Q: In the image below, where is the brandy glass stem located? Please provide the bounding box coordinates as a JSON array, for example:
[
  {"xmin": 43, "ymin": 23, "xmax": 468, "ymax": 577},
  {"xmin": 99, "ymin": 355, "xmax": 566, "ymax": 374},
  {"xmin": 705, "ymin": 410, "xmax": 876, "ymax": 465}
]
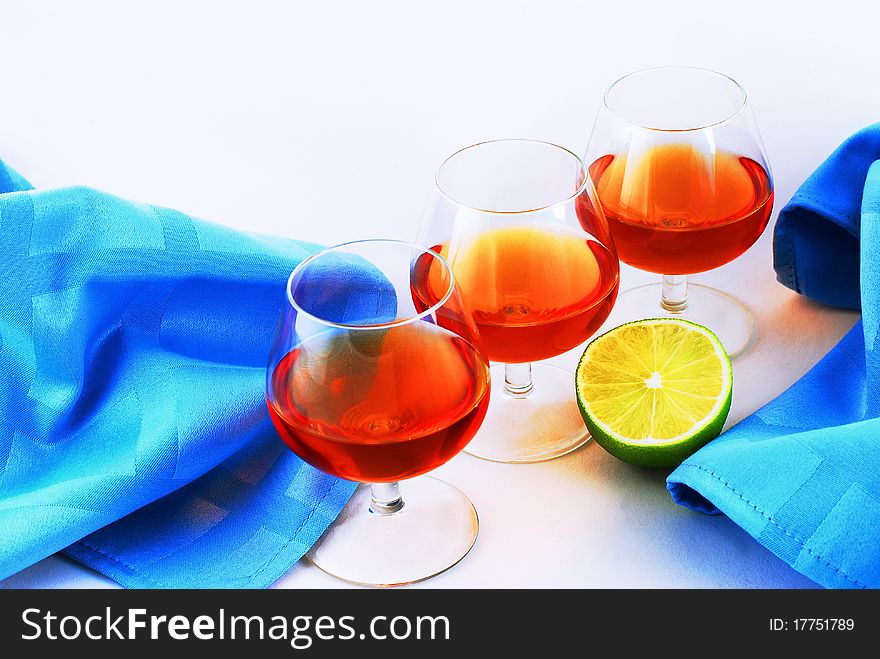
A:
[
  {"xmin": 504, "ymin": 363, "xmax": 533, "ymax": 397},
  {"xmin": 369, "ymin": 481, "xmax": 403, "ymax": 514},
  {"xmin": 661, "ymin": 274, "xmax": 688, "ymax": 313}
]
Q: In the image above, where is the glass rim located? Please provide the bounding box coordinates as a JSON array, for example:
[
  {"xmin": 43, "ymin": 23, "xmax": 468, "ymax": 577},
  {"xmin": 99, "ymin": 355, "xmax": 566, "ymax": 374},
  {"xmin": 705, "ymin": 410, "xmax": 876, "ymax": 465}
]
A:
[
  {"xmin": 602, "ymin": 66, "xmax": 748, "ymax": 133},
  {"xmin": 285, "ymin": 239, "xmax": 456, "ymax": 331},
  {"xmin": 434, "ymin": 138, "xmax": 591, "ymax": 215}
]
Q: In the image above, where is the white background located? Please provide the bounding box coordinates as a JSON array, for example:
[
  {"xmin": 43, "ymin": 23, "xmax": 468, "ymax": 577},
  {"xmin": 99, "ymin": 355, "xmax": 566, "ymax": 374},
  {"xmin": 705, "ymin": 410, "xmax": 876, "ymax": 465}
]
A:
[{"xmin": 1, "ymin": 0, "xmax": 873, "ymax": 588}]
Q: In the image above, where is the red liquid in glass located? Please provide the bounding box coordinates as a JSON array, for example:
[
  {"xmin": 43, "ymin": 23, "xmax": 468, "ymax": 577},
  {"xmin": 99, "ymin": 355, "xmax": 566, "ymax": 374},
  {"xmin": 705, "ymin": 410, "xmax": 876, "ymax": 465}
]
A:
[
  {"xmin": 428, "ymin": 226, "xmax": 619, "ymax": 363},
  {"xmin": 268, "ymin": 322, "xmax": 489, "ymax": 482},
  {"xmin": 589, "ymin": 145, "xmax": 773, "ymax": 275}
]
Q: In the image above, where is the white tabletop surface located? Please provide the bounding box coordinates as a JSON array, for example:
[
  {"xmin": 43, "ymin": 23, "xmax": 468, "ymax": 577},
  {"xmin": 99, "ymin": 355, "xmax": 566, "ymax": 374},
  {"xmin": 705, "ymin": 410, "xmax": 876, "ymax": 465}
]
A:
[{"xmin": 1, "ymin": 0, "xmax": 873, "ymax": 589}]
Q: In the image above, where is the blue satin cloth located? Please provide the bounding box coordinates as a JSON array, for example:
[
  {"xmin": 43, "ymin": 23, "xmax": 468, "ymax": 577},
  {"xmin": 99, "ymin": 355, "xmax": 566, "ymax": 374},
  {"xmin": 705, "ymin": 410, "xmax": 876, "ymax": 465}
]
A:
[
  {"xmin": 0, "ymin": 162, "xmax": 360, "ymax": 587},
  {"xmin": 668, "ymin": 124, "xmax": 880, "ymax": 589}
]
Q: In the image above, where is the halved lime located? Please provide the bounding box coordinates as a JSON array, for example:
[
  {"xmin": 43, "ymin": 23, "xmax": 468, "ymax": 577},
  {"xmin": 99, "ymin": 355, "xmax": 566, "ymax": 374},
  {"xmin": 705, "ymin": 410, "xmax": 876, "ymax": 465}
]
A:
[{"xmin": 576, "ymin": 318, "xmax": 732, "ymax": 468}]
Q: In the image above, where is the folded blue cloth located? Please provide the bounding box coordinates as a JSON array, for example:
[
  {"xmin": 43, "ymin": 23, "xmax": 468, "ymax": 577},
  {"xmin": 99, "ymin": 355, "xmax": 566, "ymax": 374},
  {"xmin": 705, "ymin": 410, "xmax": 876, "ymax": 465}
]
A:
[
  {"xmin": 668, "ymin": 124, "xmax": 880, "ymax": 589},
  {"xmin": 0, "ymin": 162, "xmax": 367, "ymax": 587}
]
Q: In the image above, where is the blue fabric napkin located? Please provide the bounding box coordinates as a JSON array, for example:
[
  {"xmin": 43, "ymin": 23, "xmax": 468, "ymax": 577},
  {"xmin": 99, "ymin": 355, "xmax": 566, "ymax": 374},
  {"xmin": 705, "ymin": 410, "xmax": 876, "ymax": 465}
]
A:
[
  {"xmin": 0, "ymin": 162, "xmax": 369, "ymax": 587},
  {"xmin": 668, "ymin": 124, "xmax": 880, "ymax": 589}
]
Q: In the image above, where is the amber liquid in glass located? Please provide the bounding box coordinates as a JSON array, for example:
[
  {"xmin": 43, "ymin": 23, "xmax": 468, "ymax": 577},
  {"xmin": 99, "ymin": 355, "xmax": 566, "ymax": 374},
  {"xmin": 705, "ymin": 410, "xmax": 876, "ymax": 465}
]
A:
[
  {"xmin": 429, "ymin": 225, "xmax": 619, "ymax": 363},
  {"xmin": 589, "ymin": 145, "xmax": 773, "ymax": 274},
  {"xmin": 267, "ymin": 322, "xmax": 489, "ymax": 482}
]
